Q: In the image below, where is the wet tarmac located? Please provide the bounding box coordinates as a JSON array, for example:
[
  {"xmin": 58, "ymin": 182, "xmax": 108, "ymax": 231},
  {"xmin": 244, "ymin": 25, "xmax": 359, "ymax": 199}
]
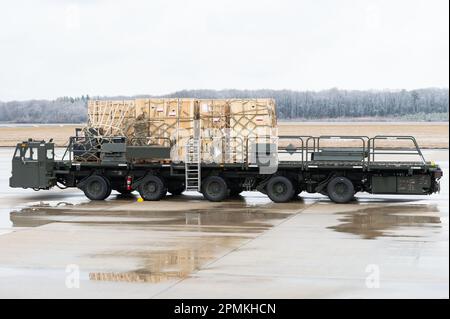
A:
[
  {"xmin": 329, "ymin": 204, "xmax": 442, "ymax": 240},
  {"xmin": 0, "ymin": 148, "xmax": 448, "ymax": 298}
]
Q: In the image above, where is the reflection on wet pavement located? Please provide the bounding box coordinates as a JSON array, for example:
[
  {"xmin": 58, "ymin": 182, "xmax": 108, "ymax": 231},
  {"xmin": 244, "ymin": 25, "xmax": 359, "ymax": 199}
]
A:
[
  {"xmin": 89, "ymin": 237, "xmax": 243, "ymax": 283},
  {"xmin": 329, "ymin": 204, "xmax": 441, "ymax": 239},
  {"xmin": 10, "ymin": 206, "xmax": 292, "ymax": 230},
  {"xmin": 8, "ymin": 201, "xmax": 293, "ymax": 283},
  {"xmin": 0, "ymin": 148, "xmax": 448, "ymax": 297}
]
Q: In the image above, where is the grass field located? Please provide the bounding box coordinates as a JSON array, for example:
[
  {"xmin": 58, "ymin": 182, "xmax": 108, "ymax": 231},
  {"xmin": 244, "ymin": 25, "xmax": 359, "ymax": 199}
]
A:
[
  {"xmin": 0, "ymin": 122, "xmax": 448, "ymax": 148},
  {"xmin": 278, "ymin": 122, "xmax": 449, "ymax": 149}
]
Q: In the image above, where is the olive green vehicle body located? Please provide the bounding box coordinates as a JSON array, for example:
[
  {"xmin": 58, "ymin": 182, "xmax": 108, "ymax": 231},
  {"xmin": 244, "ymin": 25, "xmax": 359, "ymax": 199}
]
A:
[
  {"xmin": 10, "ymin": 141, "xmax": 57, "ymax": 190},
  {"xmin": 9, "ymin": 134, "xmax": 443, "ymax": 203}
]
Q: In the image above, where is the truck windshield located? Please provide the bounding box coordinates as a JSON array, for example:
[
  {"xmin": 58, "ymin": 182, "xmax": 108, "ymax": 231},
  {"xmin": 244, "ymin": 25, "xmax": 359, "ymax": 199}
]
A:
[
  {"xmin": 24, "ymin": 148, "xmax": 35, "ymax": 160},
  {"xmin": 13, "ymin": 146, "xmax": 36, "ymax": 161},
  {"xmin": 47, "ymin": 148, "xmax": 54, "ymax": 159}
]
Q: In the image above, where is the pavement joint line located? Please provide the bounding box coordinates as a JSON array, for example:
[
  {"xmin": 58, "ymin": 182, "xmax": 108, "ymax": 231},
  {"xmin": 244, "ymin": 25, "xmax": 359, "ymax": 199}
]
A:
[
  {"xmin": 149, "ymin": 202, "xmax": 318, "ymax": 299},
  {"xmin": 185, "ymin": 271, "xmax": 445, "ymax": 284}
]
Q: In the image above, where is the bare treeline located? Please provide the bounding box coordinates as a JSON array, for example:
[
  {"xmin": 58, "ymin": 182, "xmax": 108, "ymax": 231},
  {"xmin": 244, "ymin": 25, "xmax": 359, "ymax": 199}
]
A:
[
  {"xmin": 168, "ymin": 88, "xmax": 449, "ymax": 120},
  {"xmin": 0, "ymin": 96, "xmax": 88, "ymax": 123},
  {"xmin": 0, "ymin": 89, "xmax": 448, "ymax": 123}
]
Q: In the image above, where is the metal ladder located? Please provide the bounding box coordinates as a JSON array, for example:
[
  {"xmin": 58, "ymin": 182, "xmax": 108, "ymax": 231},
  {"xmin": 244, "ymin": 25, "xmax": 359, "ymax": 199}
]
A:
[{"xmin": 185, "ymin": 138, "xmax": 201, "ymax": 191}]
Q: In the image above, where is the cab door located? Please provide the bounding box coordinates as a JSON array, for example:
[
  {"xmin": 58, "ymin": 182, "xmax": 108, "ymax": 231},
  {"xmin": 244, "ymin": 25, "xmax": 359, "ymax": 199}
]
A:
[
  {"xmin": 10, "ymin": 142, "xmax": 55, "ymax": 189},
  {"xmin": 10, "ymin": 143, "xmax": 41, "ymax": 188}
]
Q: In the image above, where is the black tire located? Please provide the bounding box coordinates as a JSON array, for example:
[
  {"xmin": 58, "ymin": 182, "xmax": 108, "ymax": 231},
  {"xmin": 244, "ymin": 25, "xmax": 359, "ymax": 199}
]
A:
[
  {"xmin": 266, "ymin": 176, "xmax": 294, "ymax": 203},
  {"xmin": 202, "ymin": 176, "xmax": 228, "ymax": 202},
  {"xmin": 82, "ymin": 175, "xmax": 111, "ymax": 200},
  {"xmin": 138, "ymin": 175, "xmax": 167, "ymax": 201},
  {"xmin": 106, "ymin": 185, "xmax": 112, "ymax": 198},
  {"xmin": 169, "ymin": 185, "xmax": 184, "ymax": 195},
  {"xmin": 327, "ymin": 177, "xmax": 355, "ymax": 203}
]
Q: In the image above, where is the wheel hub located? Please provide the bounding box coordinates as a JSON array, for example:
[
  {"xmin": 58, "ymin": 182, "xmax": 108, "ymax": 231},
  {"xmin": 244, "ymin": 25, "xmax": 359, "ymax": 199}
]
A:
[
  {"xmin": 335, "ymin": 182, "xmax": 348, "ymax": 196},
  {"xmin": 209, "ymin": 182, "xmax": 220, "ymax": 195},
  {"xmin": 89, "ymin": 181, "xmax": 101, "ymax": 194},
  {"xmin": 147, "ymin": 182, "xmax": 157, "ymax": 193},
  {"xmin": 274, "ymin": 183, "xmax": 286, "ymax": 195}
]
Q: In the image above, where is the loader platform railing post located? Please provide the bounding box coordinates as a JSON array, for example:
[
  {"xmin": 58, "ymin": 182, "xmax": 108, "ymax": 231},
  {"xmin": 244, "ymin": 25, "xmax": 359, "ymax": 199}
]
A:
[
  {"xmin": 304, "ymin": 136, "xmax": 370, "ymax": 168},
  {"xmin": 367, "ymin": 135, "xmax": 427, "ymax": 165},
  {"xmin": 277, "ymin": 136, "xmax": 311, "ymax": 168}
]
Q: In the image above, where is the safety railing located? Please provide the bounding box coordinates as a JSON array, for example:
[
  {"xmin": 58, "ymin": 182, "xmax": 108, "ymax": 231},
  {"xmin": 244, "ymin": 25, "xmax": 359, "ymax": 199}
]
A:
[
  {"xmin": 277, "ymin": 136, "xmax": 311, "ymax": 168},
  {"xmin": 305, "ymin": 136, "xmax": 369, "ymax": 166},
  {"xmin": 178, "ymin": 134, "xmax": 424, "ymax": 168},
  {"xmin": 63, "ymin": 133, "xmax": 428, "ymax": 169},
  {"xmin": 367, "ymin": 135, "xmax": 426, "ymax": 165},
  {"xmin": 62, "ymin": 135, "xmax": 126, "ymax": 163}
]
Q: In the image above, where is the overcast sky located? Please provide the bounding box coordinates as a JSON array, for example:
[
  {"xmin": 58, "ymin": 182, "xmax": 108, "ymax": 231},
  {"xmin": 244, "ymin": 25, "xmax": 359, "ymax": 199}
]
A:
[{"xmin": 0, "ymin": 0, "xmax": 448, "ymax": 101}]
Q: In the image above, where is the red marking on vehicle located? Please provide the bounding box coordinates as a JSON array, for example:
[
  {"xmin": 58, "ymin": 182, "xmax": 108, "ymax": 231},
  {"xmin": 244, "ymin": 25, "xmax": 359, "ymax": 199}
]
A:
[{"xmin": 126, "ymin": 176, "xmax": 132, "ymax": 191}]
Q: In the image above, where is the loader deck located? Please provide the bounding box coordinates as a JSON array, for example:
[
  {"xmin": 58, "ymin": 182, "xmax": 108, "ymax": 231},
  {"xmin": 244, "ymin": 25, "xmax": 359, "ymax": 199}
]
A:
[{"xmin": 10, "ymin": 134, "xmax": 442, "ymax": 203}]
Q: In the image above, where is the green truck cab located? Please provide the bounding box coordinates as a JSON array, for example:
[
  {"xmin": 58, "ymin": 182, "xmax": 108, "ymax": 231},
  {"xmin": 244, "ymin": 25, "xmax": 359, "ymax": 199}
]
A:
[{"xmin": 9, "ymin": 140, "xmax": 56, "ymax": 190}]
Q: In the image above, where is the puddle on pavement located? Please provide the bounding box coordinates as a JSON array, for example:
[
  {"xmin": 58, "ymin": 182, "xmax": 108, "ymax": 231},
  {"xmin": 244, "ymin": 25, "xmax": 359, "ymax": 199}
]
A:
[
  {"xmin": 1, "ymin": 149, "xmax": 447, "ymax": 287},
  {"xmin": 89, "ymin": 236, "xmax": 244, "ymax": 284},
  {"xmin": 8, "ymin": 202, "xmax": 293, "ymax": 284},
  {"xmin": 329, "ymin": 204, "xmax": 441, "ymax": 239},
  {"xmin": 10, "ymin": 205, "xmax": 291, "ymax": 230}
]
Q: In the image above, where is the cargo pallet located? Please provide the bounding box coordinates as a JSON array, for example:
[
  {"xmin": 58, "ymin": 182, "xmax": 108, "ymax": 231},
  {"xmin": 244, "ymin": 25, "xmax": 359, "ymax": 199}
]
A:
[{"xmin": 10, "ymin": 134, "xmax": 442, "ymax": 204}]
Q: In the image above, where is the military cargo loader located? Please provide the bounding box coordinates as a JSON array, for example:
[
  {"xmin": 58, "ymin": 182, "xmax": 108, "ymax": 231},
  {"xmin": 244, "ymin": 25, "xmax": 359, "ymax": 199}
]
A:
[{"xmin": 9, "ymin": 132, "xmax": 442, "ymax": 204}]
